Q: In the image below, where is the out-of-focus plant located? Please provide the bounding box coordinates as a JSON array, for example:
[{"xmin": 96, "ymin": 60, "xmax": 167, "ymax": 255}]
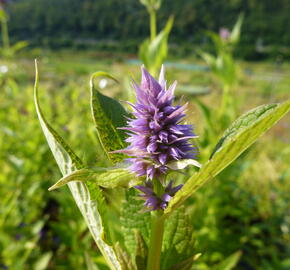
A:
[
  {"xmin": 0, "ymin": 62, "xmax": 101, "ymax": 269},
  {"xmin": 139, "ymin": 0, "xmax": 173, "ymax": 76},
  {"xmin": 198, "ymin": 15, "xmax": 243, "ymax": 131},
  {"xmin": 189, "ymin": 15, "xmax": 290, "ymax": 270},
  {"xmin": 139, "ymin": 0, "xmax": 162, "ymax": 39},
  {"xmin": 34, "ymin": 59, "xmax": 290, "ymax": 270},
  {"xmin": 0, "ymin": 1, "xmax": 27, "ymax": 57}
]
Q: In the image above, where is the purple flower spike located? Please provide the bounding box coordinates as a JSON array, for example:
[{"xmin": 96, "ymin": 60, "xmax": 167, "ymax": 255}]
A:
[
  {"xmin": 136, "ymin": 181, "xmax": 183, "ymax": 211},
  {"xmin": 115, "ymin": 65, "xmax": 197, "ymax": 180}
]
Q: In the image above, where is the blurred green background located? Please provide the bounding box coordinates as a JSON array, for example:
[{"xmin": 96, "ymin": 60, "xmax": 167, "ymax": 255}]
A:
[{"xmin": 0, "ymin": 0, "xmax": 290, "ymax": 269}]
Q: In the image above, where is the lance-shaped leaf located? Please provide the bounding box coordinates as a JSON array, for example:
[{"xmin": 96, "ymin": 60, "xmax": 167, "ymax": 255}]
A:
[
  {"xmin": 114, "ymin": 243, "xmax": 137, "ymax": 270},
  {"xmin": 120, "ymin": 189, "xmax": 151, "ymax": 257},
  {"xmin": 165, "ymin": 101, "xmax": 290, "ymax": 215},
  {"xmin": 34, "ymin": 61, "xmax": 122, "ymax": 270},
  {"xmin": 230, "ymin": 14, "xmax": 244, "ymax": 44},
  {"xmin": 134, "ymin": 230, "xmax": 148, "ymax": 270},
  {"xmin": 212, "ymin": 251, "xmax": 242, "ymax": 270},
  {"xmin": 161, "ymin": 206, "xmax": 196, "ymax": 270},
  {"xmin": 84, "ymin": 252, "xmax": 100, "ymax": 270},
  {"xmin": 48, "ymin": 167, "xmax": 143, "ymax": 191},
  {"xmin": 168, "ymin": 253, "xmax": 201, "ymax": 270},
  {"xmin": 90, "ymin": 72, "xmax": 129, "ymax": 164}
]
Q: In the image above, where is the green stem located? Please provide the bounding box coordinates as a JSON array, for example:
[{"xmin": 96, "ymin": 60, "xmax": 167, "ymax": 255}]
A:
[
  {"xmin": 219, "ymin": 84, "xmax": 230, "ymax": 117},
  {"xmin": 146, "ymin": 210, "xmax": 165, "ymax": 270},
  {"xmin": 150, "ymin": 10, "xmax": 157, "ymax": 41},
  {"xmin": 1, "ymin": 18, "xmax": 10, "ymax": 50}
]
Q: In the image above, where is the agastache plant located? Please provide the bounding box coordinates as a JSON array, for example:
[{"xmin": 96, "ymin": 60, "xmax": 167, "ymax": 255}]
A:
[{"xmin": 34, "ymin": 60, "xmax": 290, "ymax": 270}]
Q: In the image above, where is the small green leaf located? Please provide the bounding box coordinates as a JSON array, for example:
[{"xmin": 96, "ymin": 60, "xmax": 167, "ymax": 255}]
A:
[
  {"xmin": 168, "ymin": 253, "xmax": 202, "ymax": 270},
  {"xmin": 12, "ymin": 41, "xmax": 29, "ymax": 53},
  {"xmin": 167, "ymin": 159, "xmax": 201, "ymax": 170},
  {"xmin": 161, "ymin": 206, "xmax": 196, "ymax": 270},
  {"xmin": 198, "ymin": 50, "xmax": 216, "ymax": 70},
  {"xmin": 212, "ymin": 251, "xmax": 242, "ymax": 270},
  {"xmin": 134, "ymin": 230, "xmax": 148, "ymax": 270},
  {"xmin": 114, "ymin": 243, "xmax": 137, "ymax": 270},
  {"xmin": 120, "ymin": 189, "xmax": 151, "ymax": 257},
  {"xmin": 34, "ymin": 61, "xmax": 122, "ymax": 270},
  {"xmin": 84, "ymin": 252, "xmax": 100, "ymax": 270},
  {"xmin": 90, "ymin": 72, "xmax": 129, "ymax": 164},
  {"xmin": 33, "ymin": 252, "xmax": 52, "ymax": 270},
  {"xmin": 0, "ymin": 8, "xmax": 7, "ymax": 21},
  {"xmin": 48, "ymin": 167, "xmax": 143, "ymax": 191},
  {"xmin": 165, "ymin": 101, "xmax": 290, "ymax": 215},
  {"xmin": 230, "ymin": 14, "xmax": 244, "ymax": 44}
]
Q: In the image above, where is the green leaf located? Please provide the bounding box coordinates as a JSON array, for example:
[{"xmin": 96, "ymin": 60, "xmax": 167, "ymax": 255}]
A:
[
  {"xmin": 193, "ymin": 98, "xmax": 216, "ymax": 142},
  {"xmin": 114, "ymin": 243, "xmax": 137, "ymax": 270},
  {"xmin": 33, "ymin": 252, "xmax": 52, "ymax": 270},
  {"xmin": 48, "ymin": 167, "xmax": 143, "ymax": 191},
  {"xmin": 84, "ymin": 252, "xmax": 100, "ymax": 270},
  {"xmin": 90, "ymin": 72, "xmax": 129, "ymax": 165},
  {"xmin": 139, "ymin": 16, "xmax": 174, "ymax": 75},
  {"xmin": 34, "ymin": 61, "xmax": 83, "ymax": 174},
  {"xmin": 165, "ymin": 101, "xmax": 290, "ymax": 215},
  {"xmin": 168, "ymin": 253, "xmax": 202, "ymax": 270},
  {"xmin": 34, "ymin": 61, "xmax": 122, "ymax": 270},
  {"xmin": 134, "ymin": 230, "xmax": 148, "ymax": 270},
  {"xmin": 198, "ymin": 51, "xmax": 216, "ymax": 69},
  {"xmin": 120, "ymin": 189, "xmax": 151, "ymax": 257},
  {"xmin": 0, "ymin": 8, "xmax": 7, "ymax": 22},
  {"xmin": 139, "ymin": 39, "xmax": 150, "ymax": 69},
  {"xmin": 212, "ymin": 251, "xmax": 242, "ymax": 270},
  {"xmin": 230, "ymin": 14, "xmax": 244, "ymax": 44},
  {"xmin": 12, "ymin": 41, "xmax": 28, "ymax": 53},
  {"xmin": 161, "ymin": 206, "xmax": 196, "ymax": 270}
]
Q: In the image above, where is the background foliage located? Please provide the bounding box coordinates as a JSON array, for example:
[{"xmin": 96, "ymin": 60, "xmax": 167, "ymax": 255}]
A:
[{"xmin": 8, "ymin": 0, "xmax": 290, "ymax": 58}]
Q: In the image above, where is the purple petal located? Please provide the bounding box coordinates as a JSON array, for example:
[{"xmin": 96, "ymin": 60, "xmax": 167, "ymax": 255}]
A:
[
  {"xmin": 141, "ymin": 66, "xmax": 161, "ymax": 96},
  {"xmin": 158, "ymin": 153, "xmax": 167, "ymax": 165},
  {"xmin": 158, "ymin": 65, "xmax": 166, "ymax": 89}
]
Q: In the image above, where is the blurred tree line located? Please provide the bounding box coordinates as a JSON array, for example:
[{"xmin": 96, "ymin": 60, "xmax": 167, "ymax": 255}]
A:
[{"xmin": 7, "ymin": 0, "xmax": 290, "ymax": 58}]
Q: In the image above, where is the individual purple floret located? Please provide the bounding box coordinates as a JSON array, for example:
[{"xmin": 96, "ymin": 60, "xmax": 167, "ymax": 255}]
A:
[
  {"xmin": 115, "ymin": 65, "xmax": 197, "ymax": 180},
  {"xmin": 219, "ymin": 27, "xmax": 231, "ymax": 41},
  {"xmin": 135, "ymin": 181, "xmax": 183, "ymax": 211}
]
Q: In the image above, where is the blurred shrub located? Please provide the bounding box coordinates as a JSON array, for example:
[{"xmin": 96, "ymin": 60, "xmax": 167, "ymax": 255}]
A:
[
  {"xmin": 6, "ymin": 0, "xmax": 290, "ymax": 59},
  {"xmin": 0, "ymin": 62, "xmax": 101, "ymax": 269}
]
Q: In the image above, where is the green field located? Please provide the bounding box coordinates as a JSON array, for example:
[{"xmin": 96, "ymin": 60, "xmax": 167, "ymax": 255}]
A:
[{"xmin": 1, "ymin": 50, "xmax": 290, "ymax": 269}]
